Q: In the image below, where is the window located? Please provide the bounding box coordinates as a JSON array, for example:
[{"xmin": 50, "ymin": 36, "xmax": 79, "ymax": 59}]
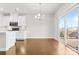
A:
[
  {"xmin": 66, "ymin": 11, "xmax": 78, "ymax": 50},
  {"xmin": 58, "ymin": 6, "xmax": 79, "ymax": 52},
  {"xmin": 59, "ymin": 17, "xmax": 65, "ymax": 43}
]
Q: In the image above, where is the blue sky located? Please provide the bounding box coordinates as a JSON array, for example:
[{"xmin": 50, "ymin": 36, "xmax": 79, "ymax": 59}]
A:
[{"xmin": 59, "ymin": 10, "xmax": 78, "ymax": 28}]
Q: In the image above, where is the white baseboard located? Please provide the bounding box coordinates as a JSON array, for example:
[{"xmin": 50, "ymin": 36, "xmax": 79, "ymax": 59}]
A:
[{"xmin": 26, "ymin": 37, "xmax": 58, "ymax": 40}]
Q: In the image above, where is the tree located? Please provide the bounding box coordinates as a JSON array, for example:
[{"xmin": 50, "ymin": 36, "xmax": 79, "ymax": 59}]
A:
[{"xmin": 60, "ymin": 32, "xmax": 64, "ymax": 37}]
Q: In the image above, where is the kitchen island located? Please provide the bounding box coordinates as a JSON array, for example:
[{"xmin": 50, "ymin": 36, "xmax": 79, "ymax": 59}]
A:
[{"xmin": 0, "ymin": 31, "xmax": 16, "ymax": 51}]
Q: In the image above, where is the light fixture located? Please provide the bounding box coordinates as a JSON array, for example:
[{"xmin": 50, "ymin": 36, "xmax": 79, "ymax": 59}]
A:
[
  {"xmin": 38, "ymin": 13, "xmax": 40, "ymax": 16},
  {"xmin": 35, "ymin": 3, "xmax": 42, "ymax": 20},
  {"xmin": 11, "ymin": 8, "xmax": 20, "ymax": 15},
  {"xmin": 0, "ymin": 8, "xmax": 4, "ymax": 11},
  {"xmin": 15, "ymin": 8, "xmax": 19, "ymax": 11},
  {"xmin": 35, "ymin": 13, "xmax": 41, "ymax": 19},
  {"xmin": 14, "ymin": 8, "xmax": 20, "ymax": 14},
  {"xmin": 35, "ymin": 15, "xmax": 37, "ymax": 18},
  {"xmin": 0, "ymin": 8, "xmax": 4, "ymax": 14}
]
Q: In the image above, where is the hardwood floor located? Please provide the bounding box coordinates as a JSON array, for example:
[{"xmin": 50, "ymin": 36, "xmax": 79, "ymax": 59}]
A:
[{"xmin": 0, "ymin": 38, "xmax": 78, "ymax": 55}]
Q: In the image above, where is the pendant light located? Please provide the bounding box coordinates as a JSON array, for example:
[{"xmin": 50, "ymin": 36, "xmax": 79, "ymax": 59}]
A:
[{"xmin": 35, "ymin": 3, "xmax": 41, "ymax": 20}]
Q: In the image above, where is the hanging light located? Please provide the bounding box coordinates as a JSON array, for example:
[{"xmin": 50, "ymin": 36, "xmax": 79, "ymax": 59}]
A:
[
  {"xmin": 35, "ymin": 15, "xmax": 37, "ymax": 18},
  {"xmin": 0, "ymin": 8, "xmax": 4, "ymax": 14},
  {"xmin": 38, "ymin": 3, "xmax": 41, "ymax": 20},
  {"xmin": 15, "ymin": 8, "xmax": 19, "ymax": 12},
  {"xmin": 0, "ymin": 8, "xmax": 4, "ymax": 11},
  {"xmin": 38, "ymin": 13, "xmax": 40, "ymax": 16},
  {"xmin": 35, "ymin": 3, "xmax": 42, "ymax": 20}
]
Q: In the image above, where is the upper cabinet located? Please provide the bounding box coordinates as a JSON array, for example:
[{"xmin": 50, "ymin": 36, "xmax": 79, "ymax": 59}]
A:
[
  {"xmin": 18, "ymin": 16, "xmax": 26, "ymax": 26},
  {"xmin": 9, "ymin": 14, "xmax": 18, "ymax": 22},
  {"xmin": 0, "ymin": 16, "xmax": 10, "ymax": 26},
  {"xmin": 0, "ymin": 13, "xmax": 26, "ymax": 27},
  {"xmin": 10, "ymin": 14, "xmax": 26, "ymax": 26}
]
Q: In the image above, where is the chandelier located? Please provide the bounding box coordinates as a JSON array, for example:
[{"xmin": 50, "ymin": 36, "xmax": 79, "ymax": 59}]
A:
[{"xmin": 35, "ymin": 3, "xmax": 41, "ymax": 20}]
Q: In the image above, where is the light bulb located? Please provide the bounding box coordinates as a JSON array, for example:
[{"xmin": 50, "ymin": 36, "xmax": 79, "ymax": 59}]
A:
[
  {"xmin": 38, "ymin": 13, "xmax": 40, "ymax": 16},
  {"xmin": 15, "ymin": 8, "xmax": 19, "ymax": 11},
  {"xmin": 0, "ymin": 8, "xmax": 4, "ymax": 11},
  {"xmin": 35, "ymin": 15, "xmax": 37, "ymax": 18}
]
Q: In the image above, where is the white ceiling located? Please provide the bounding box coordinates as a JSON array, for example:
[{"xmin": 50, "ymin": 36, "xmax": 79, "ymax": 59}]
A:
[{"xmin": 0, "ymin": 3, "xmax": 63, "ymax": 14}]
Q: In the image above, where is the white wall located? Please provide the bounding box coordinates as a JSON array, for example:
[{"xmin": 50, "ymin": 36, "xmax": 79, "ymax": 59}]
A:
[{"xmin": 26, "ymin": 14, "xmax": 56, "ymax": 38}]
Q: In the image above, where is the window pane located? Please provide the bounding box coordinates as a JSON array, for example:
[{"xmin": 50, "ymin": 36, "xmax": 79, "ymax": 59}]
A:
[
  {"xmin": 59, "ymin": 17, "xmax": 65, "ymax": 43},
  {"xmin": 66, "ymin": 10, "xmax": 78, "ymax": 50}
]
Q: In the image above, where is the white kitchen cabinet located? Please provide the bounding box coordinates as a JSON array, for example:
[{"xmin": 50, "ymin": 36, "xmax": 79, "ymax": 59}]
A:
[
  {"xmin": 0, "ymin": 31, "xmax": 16, "ymax": 51},
  {"xmin": 0, "ymin": 16, "xmax": 10, "ymax": 26},
  {"xmin": 9, "ymin": 14, "xmax": 18, "ymax": 22},
  {"xmin": 0, "ymin": 14, "xmax": 26, "ymax": 26},
  {"xmin": 16, "ymin": 31, "xmax": 27, "ymax": 40},
  {"xmin": 9, "ymin": 15, "xmax": 26, "ymax": 26},
  {"xmin": 18, "ymin": 16, "xmax": 26, "ymax": 26}
]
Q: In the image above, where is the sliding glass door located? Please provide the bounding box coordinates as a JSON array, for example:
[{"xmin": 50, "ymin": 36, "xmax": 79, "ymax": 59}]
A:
[
  {"xmin": 66, "ymin": 11, "xmax": 78, "ymax": 50},
  {"xmin": 58, "ymin": 6, "xmax": 79, "ymax": 52}
]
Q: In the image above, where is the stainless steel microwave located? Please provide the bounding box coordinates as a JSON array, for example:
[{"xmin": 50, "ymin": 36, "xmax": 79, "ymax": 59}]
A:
[{"xmin": 9, "ymin": 22, "xmax": 18, "ymax": 26}]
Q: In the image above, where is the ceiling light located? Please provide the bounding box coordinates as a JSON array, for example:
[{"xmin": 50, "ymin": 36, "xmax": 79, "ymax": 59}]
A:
[
  {"xmin": 38, "ymin": 13, "xmax": 40, "ymax": 16},
  {"xmin": 0, "ymin": 8, "xmax": 4, "ymax": 11},
  {"xmin": 35, "ymin": 3, "xmax": 42, "ymax": 20},
  {"xmin": 15, "ymin": 8, "xmax": 19, "ymax": 11},
  {"xmin": 35, "ymin": 15, "xmax": 37, "ymax": 18}
]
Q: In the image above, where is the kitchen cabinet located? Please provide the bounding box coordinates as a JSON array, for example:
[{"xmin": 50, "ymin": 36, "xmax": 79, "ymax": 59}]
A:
[
  {"xmin": 18, "ymin": 16, "xmax": 26, "ymax": 26},
  {"xmin": 0, "ymin": 14, "xmax": 26, "ymax": 27},
  {"xmin": 0, "ymin": 16, "xmax": 10, "ymax": 26},
  {"xmin": 16, "ymin": 31, "xmax": 27, "ymax": 40},
  {"xmin": 0, "ymin": 31, "xmax": 16, "ymax": 51}
]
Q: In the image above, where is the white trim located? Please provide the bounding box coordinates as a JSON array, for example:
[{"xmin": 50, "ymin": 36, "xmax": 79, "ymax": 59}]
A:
[
  {"xmin": 26, "ymin": 37, "xmax": 58, "ymax": 40},
  {"xmin": 78, "ymin": 16, "xmax": 79, "ymax": 51},
  {"xmin": 64, "ymin": 16, "xmax": 67, "ymax": 45}
]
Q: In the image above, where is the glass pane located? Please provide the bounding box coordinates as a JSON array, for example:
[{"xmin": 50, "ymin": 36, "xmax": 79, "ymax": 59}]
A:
[
  {"xmin": 66, "ymin": 10, "xmax": 78, "ymax": 50},
  {"xmin": 59, "ymin": 17, "xmax": 65, "ymax": 43}
]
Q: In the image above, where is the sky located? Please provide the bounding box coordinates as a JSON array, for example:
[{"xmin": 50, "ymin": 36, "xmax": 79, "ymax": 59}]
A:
[{"xmin": 59, "ymin": 10, "xmax": 78, "ymax": 28}]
